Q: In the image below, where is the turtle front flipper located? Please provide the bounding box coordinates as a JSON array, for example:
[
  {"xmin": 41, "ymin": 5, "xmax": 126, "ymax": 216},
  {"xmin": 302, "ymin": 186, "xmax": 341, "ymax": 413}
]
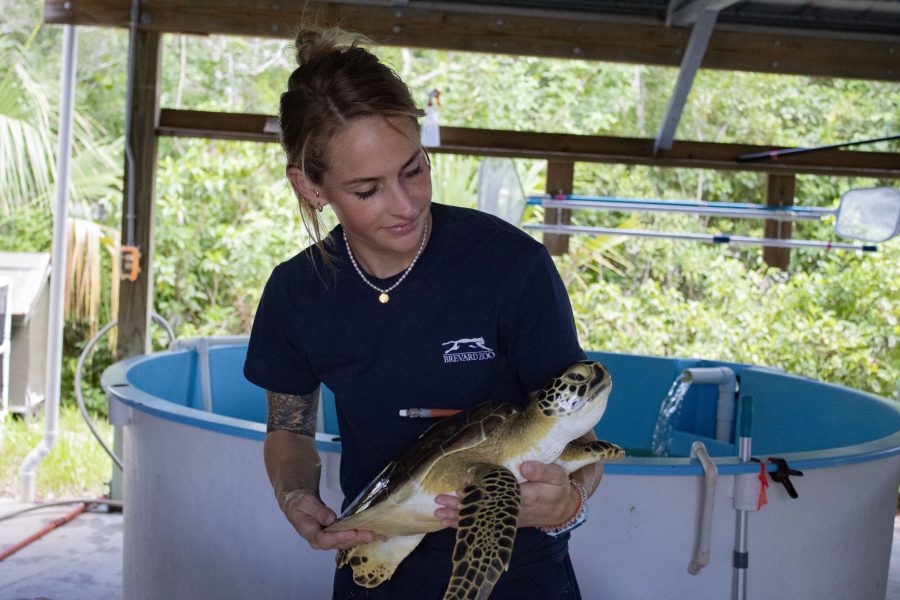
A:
[
  {"xmin": 337, "ymin": 534, "xmax": 426, "ymax": 588},
  {"xmin": 557, "ymin": 439, "xmax": 625, "ymax": 473},
  {"xmin": 443, "ymin": 464, "xmax": 521, "ymax": 600}
]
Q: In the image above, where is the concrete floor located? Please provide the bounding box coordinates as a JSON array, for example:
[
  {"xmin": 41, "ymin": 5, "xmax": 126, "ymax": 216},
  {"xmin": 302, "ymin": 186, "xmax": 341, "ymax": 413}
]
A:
[
  {"xmin": 2, "ymin": 496, "xmax": 900, "ymax": 600},
  {"xmin": 0, "ymin": 498, "xmax": 122, "ymax": 600}
]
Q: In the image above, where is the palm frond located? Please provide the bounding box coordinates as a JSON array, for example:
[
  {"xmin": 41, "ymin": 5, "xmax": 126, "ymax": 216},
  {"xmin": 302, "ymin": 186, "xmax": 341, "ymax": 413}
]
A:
[
  {"xmin": 64, "ymin": 217, "xmax": 120, "ymax": 342},
  {"xmin": 0, "ymin": 36, "xmax": 55, "ymax": 211},
  {"xmin": 557, "ymin": 216, "xmax": 638, "ymax": 287},
  {"xmin": 73, "ymin": 137, "xmax": 123, "ymax": 201}
]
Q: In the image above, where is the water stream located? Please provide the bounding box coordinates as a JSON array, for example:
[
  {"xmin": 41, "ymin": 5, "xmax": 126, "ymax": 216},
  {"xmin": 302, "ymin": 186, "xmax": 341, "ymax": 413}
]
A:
[{"xmin": 650, "ymin": 377, "xmax": 692, "ymax": 457}]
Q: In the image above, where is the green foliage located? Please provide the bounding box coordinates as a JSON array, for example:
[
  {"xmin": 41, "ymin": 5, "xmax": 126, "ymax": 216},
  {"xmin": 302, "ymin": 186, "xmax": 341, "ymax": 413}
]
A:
[
  {"xmin": 0, "ymin": 199, "xmax": 53, "ymax": 251},
  {"xmin": 62, "ymin": 321, "xmax": 120, "ymax": 416},
  {"xmin": 153, "ymin": 138, "xmax": 306, "ymax": 335},
  {"xmin": 430, "ymin": 154, "xmax": 480, "ymax": 207},
  {"xmin": 160, "ymin": 34, "xmax": 289, "ymax": 115},
  {"xmin": 0, "ymin": 406, "xmax": 113, "ymax": 499},
  {"xmin": 563, "ymin": 238, "xmax": 900, "ymax": 397}
]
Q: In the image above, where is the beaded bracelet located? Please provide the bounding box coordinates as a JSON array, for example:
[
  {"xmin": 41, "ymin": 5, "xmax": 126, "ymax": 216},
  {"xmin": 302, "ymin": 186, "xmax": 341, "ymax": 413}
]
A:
[{"xmin": 538, "ymin": 478, "xmax": 588, "ymax": 537}]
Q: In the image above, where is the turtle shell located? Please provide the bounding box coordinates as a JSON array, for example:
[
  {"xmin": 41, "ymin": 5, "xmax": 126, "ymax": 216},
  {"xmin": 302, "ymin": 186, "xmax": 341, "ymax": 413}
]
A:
[{"xmin": 337, "ymin": 401, "xmax": 520, "ymax": 520}]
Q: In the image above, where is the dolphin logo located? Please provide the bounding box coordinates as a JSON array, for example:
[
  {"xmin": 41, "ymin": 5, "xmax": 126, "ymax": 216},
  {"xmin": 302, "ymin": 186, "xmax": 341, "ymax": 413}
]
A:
[{"xmin": 442, "ymin": 337, "xmax": 494, "ymax": 354}]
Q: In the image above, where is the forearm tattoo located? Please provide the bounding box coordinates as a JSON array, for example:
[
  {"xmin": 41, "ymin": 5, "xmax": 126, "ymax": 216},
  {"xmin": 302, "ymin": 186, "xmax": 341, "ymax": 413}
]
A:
[{"xmin": 266, "ymin": 390, "xmax": 318, "ymax": 435}]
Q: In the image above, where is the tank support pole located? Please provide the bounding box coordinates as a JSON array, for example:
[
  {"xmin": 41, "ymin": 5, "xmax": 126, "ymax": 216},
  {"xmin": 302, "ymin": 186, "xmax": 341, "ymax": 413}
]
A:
[
  {"xmin": 733, "ymin": 396, "xmax": 753, "ymax": 600},
  {"xmin": 733, "ymin": 488, "xmax": 749, "ymax": 598}
]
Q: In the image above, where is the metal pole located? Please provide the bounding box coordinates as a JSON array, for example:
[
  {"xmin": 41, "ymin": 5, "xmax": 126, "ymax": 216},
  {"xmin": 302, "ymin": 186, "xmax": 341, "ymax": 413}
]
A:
[
  {"xmin": 19, "ymin": 24, "xmax": 78, "ymax": 502},
  {"xmin": 654, "ymin": 7, "xmax": 719, "ymax": 155},
  {"xmin": 527, "ymin": 195, "xmax": 831, "ymax": 222},
  {"xmin": 123, "ymin": 0, "xmax": 141, "ymax": 247},
  {"xmin": 733, "ymin": 396, "xmax": 753, "ymax": 600}
]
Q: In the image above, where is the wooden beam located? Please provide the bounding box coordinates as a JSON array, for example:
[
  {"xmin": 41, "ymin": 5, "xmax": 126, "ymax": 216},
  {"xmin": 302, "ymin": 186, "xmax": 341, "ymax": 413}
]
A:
[
  {"xmin": 44, "ymin": 0, "xmax": 900, "ymax": 82},
  {"xmin": 157, "ymin": 109, "xmax": 278, "ymax": 143},
  {"xmin": 116, "ymin": 29, "xmax": 162, "ymax": 361},
  {"xmin": 436, "ymin": 129, "xmax": 900, "ymax": 178},
  {"xmin": 158, "ymin": 109, "xmax": 900, "ymax": 178},
  {"xmin": 543, "ymin": 161, "xmax": 575, "ymax": 255},
  {"xmin": 763, "ymin": 174, "xmax": 795, "ymax": 269}
]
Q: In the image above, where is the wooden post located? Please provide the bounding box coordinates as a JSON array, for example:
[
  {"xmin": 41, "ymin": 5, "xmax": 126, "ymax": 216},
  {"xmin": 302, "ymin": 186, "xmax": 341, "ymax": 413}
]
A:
[
  {"xmin": 116, "ymin": 29, "xmax": 162, "ymax": 361},
  {"xmin": 543, "ymin": 160, "xmax": 575, "ymax": 256},
  {"xmin": 763, "ymin": 173, "xmax": 795, "ymax": 270}
]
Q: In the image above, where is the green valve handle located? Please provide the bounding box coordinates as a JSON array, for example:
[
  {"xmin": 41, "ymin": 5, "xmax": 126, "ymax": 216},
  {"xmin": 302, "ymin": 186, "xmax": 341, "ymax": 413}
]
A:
[{"xmin": 739, "ymin": 395, "xmax": 753, "ymax": 438}]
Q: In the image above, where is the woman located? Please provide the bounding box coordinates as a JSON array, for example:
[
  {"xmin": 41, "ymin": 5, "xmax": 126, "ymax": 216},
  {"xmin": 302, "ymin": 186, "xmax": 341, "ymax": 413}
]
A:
[{"xmin": 244, "ymin": 27, "xmax": 603, "ymax": 599}]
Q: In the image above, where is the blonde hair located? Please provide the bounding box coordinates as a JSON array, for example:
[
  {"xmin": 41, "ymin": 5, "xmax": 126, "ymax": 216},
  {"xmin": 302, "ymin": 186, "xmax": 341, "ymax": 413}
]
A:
[{"xmin": 280, "ymin": 26, "xmax": 424, "ymax": 253}]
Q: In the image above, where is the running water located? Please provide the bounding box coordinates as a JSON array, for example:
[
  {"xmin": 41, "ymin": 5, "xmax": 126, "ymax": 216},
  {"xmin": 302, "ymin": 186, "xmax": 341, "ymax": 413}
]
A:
[{"xmin": 651, "ymin": 377, "xmax": 693, "ymax": 457}]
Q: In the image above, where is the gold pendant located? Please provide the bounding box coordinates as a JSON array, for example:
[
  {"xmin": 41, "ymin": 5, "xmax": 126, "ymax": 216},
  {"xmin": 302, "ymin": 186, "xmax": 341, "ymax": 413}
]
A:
[{"xmin": 378, "ymin": 293, "xmax": 390, "ymax": 304}]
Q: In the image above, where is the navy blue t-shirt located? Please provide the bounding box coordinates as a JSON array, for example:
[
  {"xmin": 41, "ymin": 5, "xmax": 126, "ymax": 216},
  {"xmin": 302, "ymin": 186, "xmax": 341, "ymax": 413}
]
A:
[{"xmin": 244, "ymin": 202, "xmax": 585, "ymax": 595}]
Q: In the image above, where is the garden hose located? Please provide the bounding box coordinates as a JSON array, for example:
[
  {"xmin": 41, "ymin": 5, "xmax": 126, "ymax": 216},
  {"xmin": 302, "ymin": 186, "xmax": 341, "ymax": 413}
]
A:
[
  {"xmin": 0, "ymin": 499, "xmax": 124, "ymax": 562},
  {"xmin": 75, "ymin": 312, "xmax": 176, "ymax": 472},
  {"xmin": 0, "ymin": 498, "xmax": 124, "ymax": 523}
]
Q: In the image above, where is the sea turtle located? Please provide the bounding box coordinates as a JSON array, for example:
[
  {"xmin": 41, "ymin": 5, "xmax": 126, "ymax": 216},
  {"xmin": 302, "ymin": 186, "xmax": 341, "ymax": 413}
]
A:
[{"xmin": 325, "ymin": 359, "xmax": 624, "ymax": 599}]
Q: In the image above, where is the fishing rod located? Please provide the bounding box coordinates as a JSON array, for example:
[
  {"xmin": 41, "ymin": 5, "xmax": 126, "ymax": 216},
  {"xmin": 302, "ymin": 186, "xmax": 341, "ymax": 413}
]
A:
[{"xmin": 736, "ymin": 134, "xmax": 900, "ymax": 162}]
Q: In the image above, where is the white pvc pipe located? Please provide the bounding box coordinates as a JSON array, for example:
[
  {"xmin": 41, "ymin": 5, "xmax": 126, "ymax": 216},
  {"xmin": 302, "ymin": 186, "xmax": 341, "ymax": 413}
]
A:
[
  {"xmin": 170, "ymin": 335, "xmax": 249, "ymax": 351},
  {"xmin": 681, "ymin": 366, "xmax": 737, "ymax": 443},
  {"xmin": 528, "ymin": 198, "xmax": 827, "ymax": 222},
  {"xmin": 170, "ymin": 336, "xmax": 249, "ymax": 412},
  {"xmin": 198, "ymin": 338, "xmax": 212, "ymax": 412},
  {"xmin": 0, "ymin": 278, "xmax": 12, "ymax": 416},
  {"xmin": 19, "ymin": 25, "xmax": 78, "ymax": 502},
  {"xmin": 688, "ymin": 441, "xmax": 718, "ymax": 575},
  {"xmin": 523, "ymin": 223, "xmax": 876, "ymax": 252}
]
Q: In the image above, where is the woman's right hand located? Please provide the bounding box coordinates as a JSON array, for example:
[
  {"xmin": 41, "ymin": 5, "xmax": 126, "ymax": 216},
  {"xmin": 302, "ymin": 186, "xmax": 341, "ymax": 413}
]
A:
[{"xmin": 280, "ymin": 489, "xmax": 378, "ymax": 550}]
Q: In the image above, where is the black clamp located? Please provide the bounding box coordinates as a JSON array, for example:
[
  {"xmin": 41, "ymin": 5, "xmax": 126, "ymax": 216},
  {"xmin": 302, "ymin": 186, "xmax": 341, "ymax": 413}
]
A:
[{"xmin": 767, "ymin": 457, "xmax": 803, "ymax": 499}]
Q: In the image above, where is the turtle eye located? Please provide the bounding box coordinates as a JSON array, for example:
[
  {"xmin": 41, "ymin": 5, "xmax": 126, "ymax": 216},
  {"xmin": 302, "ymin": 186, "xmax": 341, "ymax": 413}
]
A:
[
  {"xmin": 566, "ymin": 372, "xmax": 586, "ymax": 383},
  {"xmin": 563, "ymin": 363, "xmax": 592, "ymax": 385}
]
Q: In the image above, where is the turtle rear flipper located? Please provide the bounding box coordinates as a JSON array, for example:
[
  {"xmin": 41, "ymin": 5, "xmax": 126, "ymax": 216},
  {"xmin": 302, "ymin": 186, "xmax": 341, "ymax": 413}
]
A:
[
  {"xmin": 338, "ymin": 534, "xmax": 426, "ymax": 588},
  {"xmin": 443, "ymin": 464, "xmax": 521, "ymax": 600}
]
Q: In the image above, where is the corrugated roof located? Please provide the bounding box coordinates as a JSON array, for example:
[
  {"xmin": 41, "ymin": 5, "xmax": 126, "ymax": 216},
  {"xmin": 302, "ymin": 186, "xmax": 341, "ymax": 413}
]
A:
[{"xmin": 432, "ymin": 0, "xmax": 900, "ymax": 37}]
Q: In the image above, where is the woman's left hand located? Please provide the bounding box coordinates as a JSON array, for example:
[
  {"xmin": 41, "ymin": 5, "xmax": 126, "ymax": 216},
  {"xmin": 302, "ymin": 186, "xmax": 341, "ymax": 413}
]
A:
[
  {"xmin": 515, "ymin": 461, "xmax": 578, "ymax": 528},
  {"xmin": 433, "ymin": 461, "xmax": 578, "ymax": 529}
]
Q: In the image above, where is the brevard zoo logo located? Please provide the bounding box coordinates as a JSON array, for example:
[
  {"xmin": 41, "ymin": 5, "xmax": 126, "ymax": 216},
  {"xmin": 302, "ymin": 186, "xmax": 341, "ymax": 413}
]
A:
[{"xmin": 442, "ymin": 337, "xmax": 496, "ymax": 363}]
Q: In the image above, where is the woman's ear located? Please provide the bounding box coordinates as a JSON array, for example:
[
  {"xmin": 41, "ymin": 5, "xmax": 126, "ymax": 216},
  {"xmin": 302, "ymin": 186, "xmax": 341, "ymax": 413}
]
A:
[{"xmin": 286, "ymin": 166, "xmax": 326, "ymax": 209}]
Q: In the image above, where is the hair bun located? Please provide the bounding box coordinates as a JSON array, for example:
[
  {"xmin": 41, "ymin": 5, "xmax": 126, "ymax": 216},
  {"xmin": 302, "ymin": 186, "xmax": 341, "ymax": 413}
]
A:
[{"xmin": 293, "ymin": 26, "xmax": 366, "ymax": 67}]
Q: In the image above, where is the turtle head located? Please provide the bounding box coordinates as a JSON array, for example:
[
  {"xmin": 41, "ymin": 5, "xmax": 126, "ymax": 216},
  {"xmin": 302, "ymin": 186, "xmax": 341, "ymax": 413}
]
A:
[{"xmin": 533, "ymin": 361, "xmax": 612, "ymax": 433}]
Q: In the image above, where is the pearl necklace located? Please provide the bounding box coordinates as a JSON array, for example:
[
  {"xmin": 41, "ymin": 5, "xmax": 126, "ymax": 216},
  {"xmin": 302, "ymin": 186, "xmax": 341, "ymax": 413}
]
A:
[{"xmin": 343, "ymin": 220, "xmax": 429, "ymax": 304}]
